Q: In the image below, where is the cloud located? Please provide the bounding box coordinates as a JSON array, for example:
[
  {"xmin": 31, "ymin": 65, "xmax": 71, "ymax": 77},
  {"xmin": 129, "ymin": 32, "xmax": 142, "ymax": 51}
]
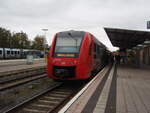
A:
[{"xmin": 0, "ymin": 0, "xmax": 150, "ymax": 51}]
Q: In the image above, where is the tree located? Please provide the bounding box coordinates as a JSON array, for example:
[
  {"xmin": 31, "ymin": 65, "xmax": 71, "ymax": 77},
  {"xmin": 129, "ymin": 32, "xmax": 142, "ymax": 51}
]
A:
[
  {"xmin": 32, "ymin": 35, "xmax": 45, "ymax": 50},
  {"xmin": 0, "ymin": 27, "xmax": 11, "ymax": 48},
  {"xmin": 0, "ymin": 27, "xmax": 47, "ymax": 50},
  {"xmin": 12, "ymin": 32, "xmax": 30, "ymax": 49}
]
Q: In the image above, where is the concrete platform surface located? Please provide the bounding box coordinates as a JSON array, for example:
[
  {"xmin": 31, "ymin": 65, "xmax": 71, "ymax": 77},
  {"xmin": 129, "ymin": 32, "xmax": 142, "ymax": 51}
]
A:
[
  {"xmin": 59, "ymin": 64, "xmax": 150, "ymax": 113},
  {"xmin": 0, "ymin": 58, "xmax": 44, "ymax": 66},
  {"xmin": 58, "ymin": 65, "xmax": 113, "ymax": 113},
  {"xmin": 117, "ymin": 65, "xmax": 150, "ymax": 113},
  {"xmin": 0, "ymin": 59, "xmax": 46, "ymax": 73}
]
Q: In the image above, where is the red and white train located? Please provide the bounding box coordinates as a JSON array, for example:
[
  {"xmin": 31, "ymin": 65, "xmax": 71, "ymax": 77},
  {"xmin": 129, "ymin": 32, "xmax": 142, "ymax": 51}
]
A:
[{"xmin": 47, "ymin": 30, "xmax": 109, "ymax": 80}]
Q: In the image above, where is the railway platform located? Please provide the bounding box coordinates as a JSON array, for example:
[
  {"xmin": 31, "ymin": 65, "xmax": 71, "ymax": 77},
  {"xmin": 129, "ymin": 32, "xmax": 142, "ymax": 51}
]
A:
[{"xmin": 58, "ymin": 63, "xmax": 150, "ymax": 113}]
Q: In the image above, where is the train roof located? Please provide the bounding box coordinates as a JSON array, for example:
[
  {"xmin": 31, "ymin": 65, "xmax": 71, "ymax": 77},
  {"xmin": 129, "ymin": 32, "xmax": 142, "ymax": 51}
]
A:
[
  {"xmin": 11, "ymin": 48, "xmax": 20, "ymax": 51},
  {"xmin": 4, "ymin": 48, "xmax": 11, "ymax": 50},
  {"xmin": 89, "ymin": 33, "xmax": 107, "ymax": 50},
  {"xmin": 57, "ymin": 30, "xmax": 85, "ymax": 38}
]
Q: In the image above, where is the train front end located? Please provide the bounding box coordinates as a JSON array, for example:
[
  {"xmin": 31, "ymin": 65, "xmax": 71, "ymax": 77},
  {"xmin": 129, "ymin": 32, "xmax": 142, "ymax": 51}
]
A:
[{"xmin": 47, "ymin": 31, "xmax": 92, "ymax": 80}]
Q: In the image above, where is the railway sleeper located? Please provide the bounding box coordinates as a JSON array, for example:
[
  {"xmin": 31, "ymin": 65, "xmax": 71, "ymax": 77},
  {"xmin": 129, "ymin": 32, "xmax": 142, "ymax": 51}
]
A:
[
  {"xmin": 23, "ymin": 108, "xmax": 47, "ymax": 113},
  {"xmin": 43, "ymin": 96, "xmax": 63, "ymax": 100},
  {"xmin": 47, "ymin": 93, "xmax": 70, "ymax": 97}
]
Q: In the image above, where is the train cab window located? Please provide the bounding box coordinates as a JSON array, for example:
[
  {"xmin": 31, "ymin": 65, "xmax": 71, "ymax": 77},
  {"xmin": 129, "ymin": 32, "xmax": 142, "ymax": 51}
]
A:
[
  {"xmin": 54, "ymin": 32, "xmax": 84, "ymax": 57},
  {"xmin": 15, "ymin": 51, "xmax": 17, "ymax": 54},
  {"xmin": 0, "ymin": 50, "xmax": 2, "ymax": 54},
  {"xmin": 18, "ymin": 51, "xmax": 20, "ymax": 54}
]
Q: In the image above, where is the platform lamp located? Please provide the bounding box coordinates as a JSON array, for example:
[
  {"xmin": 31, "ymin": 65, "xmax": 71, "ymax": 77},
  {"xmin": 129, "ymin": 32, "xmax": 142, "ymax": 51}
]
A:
[
  {"xmin": 140, "ymin": 39, "xmax": 150, "ymax": 48},
  {"xmin": 132, "ymin": 46, "xmax": 140, "ymax": 50},
  {"xmin": 137, "ymin": 44, "xmax": 143, "ymax": 48},
  {"xmin": 143, "ymin": 40, "xmax": 150, "ymax": 45},
  {"xmin": 132, "ymin": 47, "xmax": 136, "ymax": 50},
  {"xmin": 135, "ymin": 44, "xmax": 145, "ymax": 51},
  {"xmin": 42, "ymin": 29, "xmax": 48, "ymax": 61}
]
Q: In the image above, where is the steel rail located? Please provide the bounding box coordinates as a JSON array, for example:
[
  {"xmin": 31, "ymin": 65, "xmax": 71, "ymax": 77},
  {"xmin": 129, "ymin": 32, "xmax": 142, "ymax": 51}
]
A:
[
  {"xmin": 0, "ymin": 74, "xmax": 47, "ymax": 91},
  {"xmin": 1, "ymin": 82, "xmax": 63, "ymax": 113}
]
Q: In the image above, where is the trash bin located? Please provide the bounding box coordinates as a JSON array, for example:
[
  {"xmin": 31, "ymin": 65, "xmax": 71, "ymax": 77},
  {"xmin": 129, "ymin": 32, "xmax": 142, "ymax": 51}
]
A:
[{"xmin": 26, "ymin": 55, "xmax": 34, "ymax": 64}]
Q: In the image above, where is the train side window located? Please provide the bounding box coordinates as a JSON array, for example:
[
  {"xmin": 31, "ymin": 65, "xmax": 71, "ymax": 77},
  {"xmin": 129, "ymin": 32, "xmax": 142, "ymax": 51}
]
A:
[
  {"xmin": 97, "ymin": 46, "xmax": 100, "ymax": 57},
  {"xmin": 0, "ymin": 50, "xmax": 2, "ymax": 54},
  {"xmin": 94, "ymin": 43, "xmax": 97, "ymax": 59},
  {"xmin": 94, "ymin": 53, "xmax": 97, "ymax": 59},
  {"xmin": 97, "ymin": 46, "xmax": 100, "ymax": 53},
  {"xmin": 88, "ymin": 43, "xmax": 92, "ymax": 56},
  {"xmin": 7, "ymin": 51, "xmax": 10, "ymax": 54},
  {"xmin": 94, "ymin": 43, "xmax": 96, "ymax": 52},
  {"xmin": 15, "ymin": 51, "xmax": 17, "ymax": 54}
]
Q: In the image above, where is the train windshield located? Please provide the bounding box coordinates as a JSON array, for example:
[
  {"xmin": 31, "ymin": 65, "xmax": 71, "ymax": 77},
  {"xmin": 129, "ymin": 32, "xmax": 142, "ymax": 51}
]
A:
[{"xmin": 54, "ymin": 32, "xmax": 83, "ymax": 57}]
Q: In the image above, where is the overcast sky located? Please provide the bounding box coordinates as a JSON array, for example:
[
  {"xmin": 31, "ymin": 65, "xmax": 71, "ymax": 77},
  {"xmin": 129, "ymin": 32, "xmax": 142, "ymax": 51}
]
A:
[{"xmin": 0, "ymin": 0, "xmax": 150, "ymax": 51}]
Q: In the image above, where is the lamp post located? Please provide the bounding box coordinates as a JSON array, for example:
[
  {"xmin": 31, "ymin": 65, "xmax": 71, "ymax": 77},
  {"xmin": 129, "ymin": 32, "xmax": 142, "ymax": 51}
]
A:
[{"xmin": 42, "ymin": 29, "xmax": 48, "ymax": 61}]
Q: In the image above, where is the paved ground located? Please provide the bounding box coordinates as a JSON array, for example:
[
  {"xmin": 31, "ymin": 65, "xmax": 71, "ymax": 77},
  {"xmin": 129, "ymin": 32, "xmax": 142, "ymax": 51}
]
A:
[
  {"xmin": 0, "ymin": 59, "xmax": 46, "ymax": 73},
  {"xmin": 61, "ymin": 63, "xmax": 150, "ymax": 113},
  {"xmin": 60, "ymin": 65, "xmax": 111, "ymax": 113},
  {"xmin": 117, "ymin": 64, "xmax": 150, "ymax": 113},
  {"xmin": 0, "ymin": 58, "xmax": 44, "ymax": 65}
]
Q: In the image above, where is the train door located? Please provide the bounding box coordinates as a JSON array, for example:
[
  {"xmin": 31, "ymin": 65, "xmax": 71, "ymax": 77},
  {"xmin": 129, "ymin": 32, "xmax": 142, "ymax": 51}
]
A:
[
  {"xmin": 17, "ymin": 50, "xmax": 21, "ymax": 58},
  {"xmin": 93, "ymin": 43, "xmax": 97, "ymax": 68},
  {"xmin": 11, "ymin": 50, "xmax": 15, "ymax": 58},
  {"xmin": 87, "ymin": 36, "xmax": 93, "ymax": 75},
  {"xmin": 5, "ymin": 48, "xmax": 11, "ymax": 59},
  {"xmin": 93, "ymin": 43, "xmax": 102, "ymax": 71},
  {"xmin": 0, "ymin": 48, "xmax": 3, "ymax": 59}
]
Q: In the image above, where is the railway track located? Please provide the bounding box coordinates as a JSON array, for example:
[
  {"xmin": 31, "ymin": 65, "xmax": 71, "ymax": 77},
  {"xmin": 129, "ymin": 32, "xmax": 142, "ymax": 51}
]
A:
[
  {"xmin": 0, "ymin": 67, "xmax": 47, "ymax": 91},
  {"xmin": 2, "ymin": 81, "xmax": 86, "ymax": 113},
  {"xmin": 0, "ymin": 74, "xmax": 47, "ymax": 91},
  {"xmin": 0, "ymin": 66, "xmax": 110, "ymax": 113},
  {"xmin": 0, "ymin": 66, "xmax": 46, "ymax": 79}
]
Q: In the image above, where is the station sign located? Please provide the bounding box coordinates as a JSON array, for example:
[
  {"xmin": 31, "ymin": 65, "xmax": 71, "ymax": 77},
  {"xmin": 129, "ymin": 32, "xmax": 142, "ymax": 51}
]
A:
[{"xmin": 147, "ymin": 21, "xmax": 150, "ymax": 29}]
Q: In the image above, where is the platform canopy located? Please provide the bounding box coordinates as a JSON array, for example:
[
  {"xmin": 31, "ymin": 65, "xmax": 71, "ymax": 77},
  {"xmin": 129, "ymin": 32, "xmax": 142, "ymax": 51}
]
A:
[{"xmin": 104, "ymin": 27, "xmax": 150, "ymax": 49}]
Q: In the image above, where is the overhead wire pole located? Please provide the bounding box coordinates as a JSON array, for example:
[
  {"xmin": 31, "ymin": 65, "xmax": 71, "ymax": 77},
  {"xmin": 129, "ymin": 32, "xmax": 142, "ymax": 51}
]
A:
[{"xmin": 42, "ymin": 28, "xmax": 48, "ymax": 62}]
